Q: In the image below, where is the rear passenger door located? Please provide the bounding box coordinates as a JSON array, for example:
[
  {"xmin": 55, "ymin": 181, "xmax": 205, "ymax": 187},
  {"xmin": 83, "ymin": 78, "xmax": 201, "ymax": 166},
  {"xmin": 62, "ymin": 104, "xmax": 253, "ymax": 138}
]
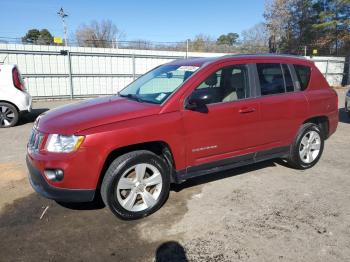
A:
[{"xmin": 255, "ymin": 63, "xmax": 308, "ymax": 146}]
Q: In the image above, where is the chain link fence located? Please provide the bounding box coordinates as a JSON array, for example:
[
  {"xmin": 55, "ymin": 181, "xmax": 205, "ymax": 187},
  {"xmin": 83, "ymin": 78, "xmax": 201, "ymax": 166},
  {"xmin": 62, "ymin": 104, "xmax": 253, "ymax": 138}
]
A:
[
  {"xmin": 0, "ymin": 42, "xmax": 349, "ymax": 99},
  {"xmin": 0, "ymin": 36, "xmax": 271, "ymax": 54},
  {"xmin": 0, "ymin": 43, "xmax": 227, "ymax": 98},
  {"xmin": 2, "ymin": 36, "xmax": 349, "ymax": 56}
]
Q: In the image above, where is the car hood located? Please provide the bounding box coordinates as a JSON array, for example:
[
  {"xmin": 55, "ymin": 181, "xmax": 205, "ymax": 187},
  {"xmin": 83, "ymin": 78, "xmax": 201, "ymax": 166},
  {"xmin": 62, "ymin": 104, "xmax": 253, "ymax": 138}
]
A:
[{"xmin": 36, "ymin": 96, "xmax": 161, "ymax": 134}]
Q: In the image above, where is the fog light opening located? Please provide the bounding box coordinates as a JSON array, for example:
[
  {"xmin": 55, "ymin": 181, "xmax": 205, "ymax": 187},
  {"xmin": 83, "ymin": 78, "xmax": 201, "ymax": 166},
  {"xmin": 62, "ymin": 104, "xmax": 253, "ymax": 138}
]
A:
[{"xmin": 44, "ymin": 169, "xmax": 64, "ymax": 181}]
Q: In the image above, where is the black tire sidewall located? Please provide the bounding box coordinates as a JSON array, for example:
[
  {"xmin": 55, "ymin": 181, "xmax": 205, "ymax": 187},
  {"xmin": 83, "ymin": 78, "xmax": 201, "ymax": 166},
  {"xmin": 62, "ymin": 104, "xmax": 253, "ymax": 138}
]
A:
[
  {"xmin": 102, "ymin": 151, "xmax": 170, "ymax": 220},
  {"xmin": 0, "ymin": 102, "xmax": 19, "ymax": 128},
  {"xmin": 292, "ymin": 123, "xmax": 324, "ymax": 169}
]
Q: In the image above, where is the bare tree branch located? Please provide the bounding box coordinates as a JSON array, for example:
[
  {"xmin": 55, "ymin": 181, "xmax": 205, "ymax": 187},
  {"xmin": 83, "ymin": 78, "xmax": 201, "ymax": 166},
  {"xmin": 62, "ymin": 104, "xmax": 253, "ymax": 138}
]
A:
[{"xmin": 76, "ymin": 20, "xmax": 124, "ymax": 48}]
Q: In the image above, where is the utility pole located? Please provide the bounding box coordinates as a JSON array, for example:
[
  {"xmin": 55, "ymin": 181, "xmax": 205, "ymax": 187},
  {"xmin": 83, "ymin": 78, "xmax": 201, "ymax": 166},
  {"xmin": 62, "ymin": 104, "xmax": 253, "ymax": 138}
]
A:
[
  {"xmin": 186, "ymin": 39, "xmax": 189, "ymax": 58},
  {"xmin": 115, "ymin": 37, "xmax": 119, "ymax": 49},
  {"xmin": 57, "ymin": 7, "xmax": 68, "ymax": 46}
]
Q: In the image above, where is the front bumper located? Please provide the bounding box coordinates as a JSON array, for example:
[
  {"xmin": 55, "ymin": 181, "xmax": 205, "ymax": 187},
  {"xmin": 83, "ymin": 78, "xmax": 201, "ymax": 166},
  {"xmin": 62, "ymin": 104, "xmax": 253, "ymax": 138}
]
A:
[
  {"xmin": 27, "ymin": 94, "xmax": 32, "ymax": 112},
  {"xmin": 17, "ymin": 91, "xmax": 32, "ymax": 112},
  {"xmin": 26, "ymin": 156, "xmax": 95, "ymax": 202}
]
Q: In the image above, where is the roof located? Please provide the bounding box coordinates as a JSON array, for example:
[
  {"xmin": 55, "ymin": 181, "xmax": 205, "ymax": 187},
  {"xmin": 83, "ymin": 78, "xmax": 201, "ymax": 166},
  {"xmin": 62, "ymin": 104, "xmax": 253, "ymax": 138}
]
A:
[
  {"xmin": 167, "ymin": 57, "xmax": 217, "ymax": 67},
  {"xmin": 168, "ymin": 54, "xmax": 313, "ymax": 67}
]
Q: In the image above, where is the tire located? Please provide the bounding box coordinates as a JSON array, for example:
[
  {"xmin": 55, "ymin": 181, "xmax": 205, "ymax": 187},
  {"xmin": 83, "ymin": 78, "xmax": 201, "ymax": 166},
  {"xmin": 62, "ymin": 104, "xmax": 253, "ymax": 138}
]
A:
[
  {"xmin": 346, "ymin": 102, "xmax": 350, "ymax": 117},
  {"xmin": 0, "ymin": 102, "xmax": 19, "ymax": 128},
  {"xmin": 101, "ymin": 150, "xmax": 170, "ymax": 220},
  {"xmin": 287, "ymin": 123, "xmax": 324, "ymax": 169}
]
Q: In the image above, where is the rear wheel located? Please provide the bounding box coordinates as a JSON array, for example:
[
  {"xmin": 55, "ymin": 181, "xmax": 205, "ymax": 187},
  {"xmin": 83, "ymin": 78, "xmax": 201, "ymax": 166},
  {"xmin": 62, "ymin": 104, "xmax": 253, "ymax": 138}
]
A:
[
  {"xmin": 287, "ymin": 123, "xmax": 324, "ymax": 169},
  {"xmin": 0, "ymin": 102, "xmax": 19, "ymax": 128},
  {"xmin": 346, "ymin": 101, "xmax": 350, "ymax": 117},
  {"xmin": 101, "ymin": 150, "xmax": 170, "ymax": 220}
]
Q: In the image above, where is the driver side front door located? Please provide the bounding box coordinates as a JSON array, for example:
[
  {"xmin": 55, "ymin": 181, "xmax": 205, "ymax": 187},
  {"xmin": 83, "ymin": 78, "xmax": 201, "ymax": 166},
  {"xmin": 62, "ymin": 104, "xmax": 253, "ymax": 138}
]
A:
[{"xmin": 182, "ymin": 63, "xmax": 261, "ymax": 169}]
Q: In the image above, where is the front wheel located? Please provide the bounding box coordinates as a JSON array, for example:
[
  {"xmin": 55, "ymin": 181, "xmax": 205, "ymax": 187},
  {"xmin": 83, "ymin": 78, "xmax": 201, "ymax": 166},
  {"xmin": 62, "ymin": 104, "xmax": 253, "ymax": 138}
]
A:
[
  {"xmin": 287, "ymin": 123, "xmax": 324, "ymax": 169},
  {"xmin": 101, "ymin": 150, "xmax": 170, "ymax": 220}
]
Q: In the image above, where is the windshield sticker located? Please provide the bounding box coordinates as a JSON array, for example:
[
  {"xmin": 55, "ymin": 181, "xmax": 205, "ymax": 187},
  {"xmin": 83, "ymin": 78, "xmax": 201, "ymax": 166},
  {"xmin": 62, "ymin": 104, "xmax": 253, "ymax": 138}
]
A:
[
  {"xmin": 155, "ymin": 93, "xmax": 167, "ymax": 101},
  {"xmin": 177, "ymin": 66, "xmax": 199, "ymax": 72}
]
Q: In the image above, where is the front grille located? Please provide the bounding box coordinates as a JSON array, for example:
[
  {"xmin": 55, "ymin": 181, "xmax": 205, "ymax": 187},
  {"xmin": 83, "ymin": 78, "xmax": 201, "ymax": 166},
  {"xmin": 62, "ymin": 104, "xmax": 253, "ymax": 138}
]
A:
[{"xmin": 28, "ymin": 129, "xmax": 44, "ymax": 152}]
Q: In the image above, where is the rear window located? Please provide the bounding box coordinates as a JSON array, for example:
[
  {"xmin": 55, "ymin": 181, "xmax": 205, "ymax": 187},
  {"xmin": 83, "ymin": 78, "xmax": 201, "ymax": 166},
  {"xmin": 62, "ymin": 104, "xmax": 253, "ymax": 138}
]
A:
[{"xmin": 294, "ymin": 65, "xmax": 311, "ymax": 91}]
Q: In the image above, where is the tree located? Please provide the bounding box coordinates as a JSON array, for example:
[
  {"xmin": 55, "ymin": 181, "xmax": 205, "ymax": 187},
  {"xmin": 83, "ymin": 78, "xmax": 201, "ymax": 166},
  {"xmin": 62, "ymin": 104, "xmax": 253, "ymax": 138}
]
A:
[
  {"xmin": 263, "ymin": 0, "xmax": 350, "ymax": 55},
  {"xmin": 22, "ymin": 29, "xmax": 41, "ymax": 43},
  {"xmin": 216, "ymin": 33, "xmax": 239, "ymax": 45},
  {"xmin": 264, "ymin": 0, "xmax": 293, "ymax": 53},
  {"xmin": 188, "ymin": 34, "xmax": 214, "ymax": 52},
  {"xmin": 22, "ymin": 29, "xmax": 53, "ymax": 45},
  {"xmin": 76, "ymin": 20, "xmax": 124, "ymax": 48},
  {"xmin": 241, "ymin": 23, "xmax": 269, "ymax": 52},
  {"xmin": 312, "ymin": 0, "xmax": 350, "ymax": 55},
  {"xmin": 37, "ymin": 29, "xmax": 54, "ymax": 45},
  {"xmin": 288, "ymin": 0, "xmax": 317, "ymax": 51}
]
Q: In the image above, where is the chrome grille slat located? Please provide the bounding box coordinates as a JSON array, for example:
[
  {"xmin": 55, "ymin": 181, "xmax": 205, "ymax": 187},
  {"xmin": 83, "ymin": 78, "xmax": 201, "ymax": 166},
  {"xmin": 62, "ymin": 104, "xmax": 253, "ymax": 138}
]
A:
[{"xmin": 28, "ymin": 129, "xmax": 44, "ymax": 152}]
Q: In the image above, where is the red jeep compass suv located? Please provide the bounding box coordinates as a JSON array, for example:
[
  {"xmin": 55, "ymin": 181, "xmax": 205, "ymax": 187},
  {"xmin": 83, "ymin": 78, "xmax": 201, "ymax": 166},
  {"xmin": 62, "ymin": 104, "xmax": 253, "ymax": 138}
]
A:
[{"xmin": 27, "ymin": 55, "xmax": 338, "ymax": 220}]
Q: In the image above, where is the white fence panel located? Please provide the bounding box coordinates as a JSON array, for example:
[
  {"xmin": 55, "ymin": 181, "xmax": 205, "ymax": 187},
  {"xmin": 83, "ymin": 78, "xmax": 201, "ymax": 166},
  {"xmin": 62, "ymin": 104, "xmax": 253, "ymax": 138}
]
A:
[{"xmin": 0, "ymin": 43, "xmax": 348, "ymax": 98}]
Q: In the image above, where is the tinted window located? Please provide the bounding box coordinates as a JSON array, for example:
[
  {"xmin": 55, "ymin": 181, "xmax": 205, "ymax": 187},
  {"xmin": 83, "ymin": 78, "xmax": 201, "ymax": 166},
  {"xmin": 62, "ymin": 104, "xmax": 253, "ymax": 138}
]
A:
[
  {"xmin": 192, "ymin": 65, "xmax": 250, "ymax": 105},
  {"xmin": 257, "ymin": 63, "xmax": 285, "ymax": 95},
  {"xmin": 294, "ymin": 65, "xmax": 311, "ymax": 91},
  {"xmin": 282, "ymin": 64, "xmax": 294, "ymax": 92}
]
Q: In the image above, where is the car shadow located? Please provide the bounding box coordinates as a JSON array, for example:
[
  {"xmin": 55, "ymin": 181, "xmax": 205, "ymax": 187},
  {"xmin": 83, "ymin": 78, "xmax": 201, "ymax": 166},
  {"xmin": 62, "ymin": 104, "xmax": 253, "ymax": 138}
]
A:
[
  {"xmin": 18, "ymin": 108, "xmax": 49, "ymax": 126},
  {"xmin": 171, "ymin": 159, "xmax": 278, "ymax": 192},
  {"xmin": 56, "ymin": 194, "xmax": 105, "ymax": 210},
  {"xmin": 339, "ymin": 107, "xmax": 350, "ymax": 124},
  {"xmin": 155, "ymin": 241, "xmax": 188, "ymax": 262},
  {"xmin": 56, "ymin": 160, "xmax": 279, "ymax": 211}
]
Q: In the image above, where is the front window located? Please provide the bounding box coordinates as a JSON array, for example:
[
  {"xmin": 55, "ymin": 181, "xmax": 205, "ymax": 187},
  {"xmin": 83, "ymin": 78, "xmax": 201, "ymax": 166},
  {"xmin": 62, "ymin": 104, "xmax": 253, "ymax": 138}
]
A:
[
  {"xmin": 119, "ymin": 64, "xmax": 199, "ymax": 104},
  {"xmin": 189, "ymin": 64, "xmax": 251, "ymax": 105}
]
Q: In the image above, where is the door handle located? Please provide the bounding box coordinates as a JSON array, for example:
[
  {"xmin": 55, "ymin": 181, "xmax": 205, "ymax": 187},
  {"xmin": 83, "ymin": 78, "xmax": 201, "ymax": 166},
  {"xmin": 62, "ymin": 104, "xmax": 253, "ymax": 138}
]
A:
[{"xmin": 238, "ymin": 107, "xmax": 256, "ymax": 114}]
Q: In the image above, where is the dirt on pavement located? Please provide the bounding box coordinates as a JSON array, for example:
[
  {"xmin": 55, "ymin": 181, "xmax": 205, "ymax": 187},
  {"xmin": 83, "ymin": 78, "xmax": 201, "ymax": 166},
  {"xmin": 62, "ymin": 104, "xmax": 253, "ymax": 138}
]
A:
[{"xmin": 0, "ymin": 92, "xmax": 349, "ymax": 262}]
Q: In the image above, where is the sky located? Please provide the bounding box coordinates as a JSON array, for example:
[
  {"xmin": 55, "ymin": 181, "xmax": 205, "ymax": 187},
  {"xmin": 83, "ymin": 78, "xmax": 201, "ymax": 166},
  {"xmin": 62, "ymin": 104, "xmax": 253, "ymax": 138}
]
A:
[{"xmin": 0, "ymin": 0, "xmax": 266, "ymax": 42}]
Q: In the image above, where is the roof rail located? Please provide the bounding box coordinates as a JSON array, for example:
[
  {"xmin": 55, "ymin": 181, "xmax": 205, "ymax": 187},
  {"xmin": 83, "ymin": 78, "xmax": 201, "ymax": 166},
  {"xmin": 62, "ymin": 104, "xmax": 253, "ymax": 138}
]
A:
[{"xmin": 220, "ymin": 53, "xmax": 309, "ymax": 61}]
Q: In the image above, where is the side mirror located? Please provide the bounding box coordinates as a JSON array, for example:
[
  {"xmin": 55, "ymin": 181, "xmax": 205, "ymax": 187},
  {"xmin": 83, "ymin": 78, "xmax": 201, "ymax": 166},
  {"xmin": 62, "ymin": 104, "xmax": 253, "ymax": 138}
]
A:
[
  {"xmin": 166, "ymin": 72, "xmax": 173, "ymax": 79},
  {"xmin": 185, "ymin": 93, "xmax": 210, "ymax": 113}
]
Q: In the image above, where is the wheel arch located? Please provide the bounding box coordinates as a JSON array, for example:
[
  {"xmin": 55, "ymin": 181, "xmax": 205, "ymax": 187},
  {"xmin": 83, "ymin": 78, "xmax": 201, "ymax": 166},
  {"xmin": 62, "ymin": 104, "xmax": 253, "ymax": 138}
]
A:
[
  {"xmin": 303, "ymin": 116, "xmax": 329, "ymax": 139},
  {"xmin": 0, "ymin": 100, "xmax": 20, "ymax": 113},
  {"xmin": 97, "ymin": 141, "xmax": 177, "ymax": 191}
]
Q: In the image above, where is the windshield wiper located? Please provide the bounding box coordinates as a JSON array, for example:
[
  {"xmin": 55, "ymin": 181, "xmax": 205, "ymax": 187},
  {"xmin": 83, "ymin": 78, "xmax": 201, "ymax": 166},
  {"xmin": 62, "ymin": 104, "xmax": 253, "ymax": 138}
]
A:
[{"xmin": 118, "ymin": 93, "xmax": 143, "ymax": 103}]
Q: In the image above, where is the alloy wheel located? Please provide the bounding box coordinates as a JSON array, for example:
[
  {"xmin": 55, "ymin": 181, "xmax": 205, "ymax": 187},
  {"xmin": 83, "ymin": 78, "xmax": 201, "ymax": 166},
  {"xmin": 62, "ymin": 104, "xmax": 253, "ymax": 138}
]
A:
[
  {"xmin": 116, "ymin": 163, "xmax": 163, "ymax": 212},
  {"xmin": 0, "ymin": 105, "xmax": 16, "ymax": 127},
  {"xmin": 299, "ymin": 130, "xmax": 321, "ymax": 164}
]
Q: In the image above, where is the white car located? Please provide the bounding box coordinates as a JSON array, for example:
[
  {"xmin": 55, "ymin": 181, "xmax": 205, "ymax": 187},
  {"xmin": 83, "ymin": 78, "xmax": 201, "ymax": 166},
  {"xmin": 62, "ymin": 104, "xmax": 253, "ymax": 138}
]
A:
[{"xmin": 0, "ymin": 64, "xmax": 32, "ymax": 127}]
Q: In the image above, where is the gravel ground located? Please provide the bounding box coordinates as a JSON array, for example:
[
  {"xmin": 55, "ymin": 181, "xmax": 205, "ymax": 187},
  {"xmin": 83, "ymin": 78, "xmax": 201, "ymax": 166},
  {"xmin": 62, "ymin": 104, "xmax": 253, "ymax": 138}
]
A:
[{"xmin": 0, "ymin": 91, "xmax": 349, "ymax": 262}]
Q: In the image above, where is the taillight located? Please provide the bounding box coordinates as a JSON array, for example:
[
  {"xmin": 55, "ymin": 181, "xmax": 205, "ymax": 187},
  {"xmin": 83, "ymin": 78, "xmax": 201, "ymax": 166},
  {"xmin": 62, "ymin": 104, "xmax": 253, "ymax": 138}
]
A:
[{"xmin": 12, "ymin": 67, "xmax": 24, "ymax": 91}]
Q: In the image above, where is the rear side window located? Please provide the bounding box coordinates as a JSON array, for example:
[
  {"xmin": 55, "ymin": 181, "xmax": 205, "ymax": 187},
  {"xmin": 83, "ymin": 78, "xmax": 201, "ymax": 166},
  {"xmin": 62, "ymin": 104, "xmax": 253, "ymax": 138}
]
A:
[
  {"xmin": 257, "ymin": 63, "xmax": 285, "ymax": 95},
  {"xmin": 294, "ymin": 65, "xmax": 311, "ymax": 91}
]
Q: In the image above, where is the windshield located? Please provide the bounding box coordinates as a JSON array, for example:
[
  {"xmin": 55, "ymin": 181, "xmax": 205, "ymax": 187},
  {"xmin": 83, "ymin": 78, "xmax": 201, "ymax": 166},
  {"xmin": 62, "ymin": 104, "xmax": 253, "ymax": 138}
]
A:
[{"xmin": 119, "ymin": 64, "xmax": 200, "ymax": 104}]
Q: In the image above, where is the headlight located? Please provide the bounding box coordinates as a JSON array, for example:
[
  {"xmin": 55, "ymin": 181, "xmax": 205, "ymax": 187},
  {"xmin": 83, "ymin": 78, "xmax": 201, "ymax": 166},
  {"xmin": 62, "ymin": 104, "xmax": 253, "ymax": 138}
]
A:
[{"xmin": 46, "ymin": 134, "xmax": 85, "ymax": 153}]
